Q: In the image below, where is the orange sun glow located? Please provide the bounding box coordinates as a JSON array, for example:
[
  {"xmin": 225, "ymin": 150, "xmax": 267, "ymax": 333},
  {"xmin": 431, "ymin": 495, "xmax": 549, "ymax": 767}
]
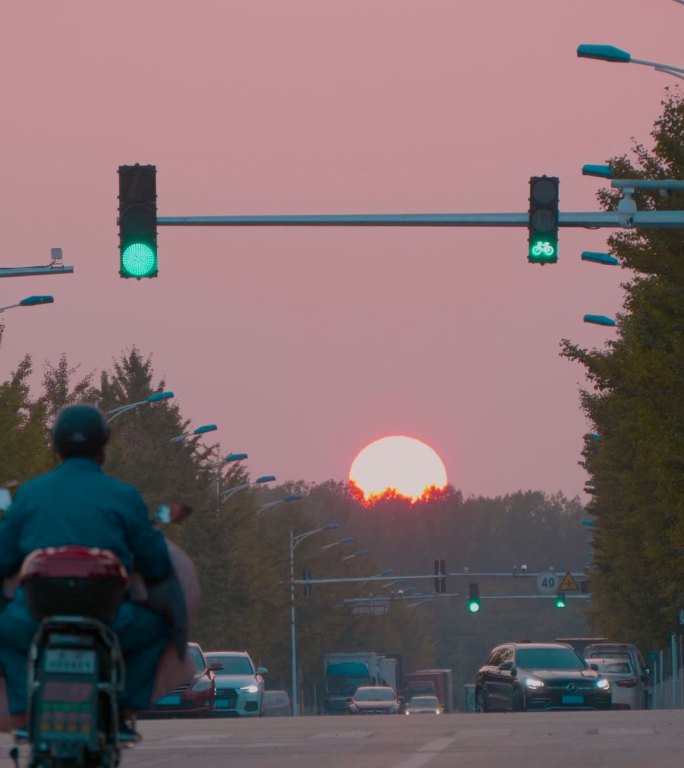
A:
[{"xmin": 349, "ymin": 435, "xmax": 448, "ymax": 504}]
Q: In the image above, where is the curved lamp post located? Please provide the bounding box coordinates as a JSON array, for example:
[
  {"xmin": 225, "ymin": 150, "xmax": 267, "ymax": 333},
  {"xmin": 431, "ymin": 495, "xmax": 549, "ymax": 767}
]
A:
[
  {"xmin": 105, "ymin": 391, "xmax": 174, "ymax": 423},
  {"xmin": 220, "ymin": 475, "xmax": 276, "ymax": 505},
  {"xmin": 170, "ymin": 424, "xmax": 218, "ymax": 443},
  {"xmin": 290, "ymin": 523, "xmax": 339, "ymax": 716},
  {"xmin": 0, "ymin": 295, "xmax": 54, "ymax": 314},
  {"xmin": 577, "ymin": 44, "xmax": 684, "ymax": 80},
  {"xmin": 257, "ymin": 493, "xmax": 304, "ymax": 514},
  {"xmin": 342, "ymin": 548, "xmax": 370, "ymax": 562},
  {"xmin": 320, "ymin": 536, "xmax": 355, "ymax": 551}
]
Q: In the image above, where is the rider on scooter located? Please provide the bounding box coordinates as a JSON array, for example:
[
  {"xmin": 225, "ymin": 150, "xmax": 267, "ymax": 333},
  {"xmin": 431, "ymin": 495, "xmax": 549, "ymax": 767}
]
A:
[{"xmin": 0, "ymin": 404, "xmax": 174, "ymax": 731}]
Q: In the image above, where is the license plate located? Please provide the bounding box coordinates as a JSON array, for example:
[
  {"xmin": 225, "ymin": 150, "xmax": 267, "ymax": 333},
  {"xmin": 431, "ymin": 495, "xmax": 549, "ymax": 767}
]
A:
[
  {"xmin": 215, "ymin": 700, "xmax": 229, "ymax": 709},
  {"xmin": 44, "ymin": 649, "xmax": 96, "ymax": 675},
  {"xmin": 156, "ymin": 694, "xmax": 181, "ymax": 706},
  {"xmin": 562, "ymin": 694, "xmax": 584, "ymax": 705}
]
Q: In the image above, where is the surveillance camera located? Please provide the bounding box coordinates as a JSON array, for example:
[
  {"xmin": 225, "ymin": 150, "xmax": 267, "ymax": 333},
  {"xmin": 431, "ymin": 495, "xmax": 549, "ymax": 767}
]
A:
[
  {"xmin": 521, "ymin": 564, "xmax": 528, "ymax": 573},
  {"xmin": 51, "ymin": 247, "xmax": 63, "ymax": 262}
]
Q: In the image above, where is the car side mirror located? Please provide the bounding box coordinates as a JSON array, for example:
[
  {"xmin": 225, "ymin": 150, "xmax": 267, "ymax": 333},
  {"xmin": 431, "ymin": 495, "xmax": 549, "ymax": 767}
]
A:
[
  {"xmin": 590, "ymin": 663, "xmax": 599, "ymax": 671},
  {"xmin": 209, "ymin": 662, "xmax": 224, "ymax": 672},
  {"xmin": 345, "ymin": 697, "xmax": 353, "ymax": 703},
  {"xmin": 256, "ymin": 667, "xmax": 268, "ymax": 676},
  {"xmin": 499, "ymin": 661, "xmax": 513, "ymax": 671}
]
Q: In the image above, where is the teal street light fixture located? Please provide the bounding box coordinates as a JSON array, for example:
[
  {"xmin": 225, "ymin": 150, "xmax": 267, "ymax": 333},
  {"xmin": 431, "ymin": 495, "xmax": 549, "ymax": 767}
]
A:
[
  {"xmin": 583, "ymin": 314, "xmax": 617, "ymax": 327},
  {"xmin": 220, "ymin": 475, "xmax": 276, "ymax": 505},
  {"xmin": 290, "ymin": 523, "xmax": 339, "ymax": 716},
  {"xmin": 582, "ymin": 164, "xmax": 613, "ymax": 179},
  {"xmin": 577, "ymin": 44, "xmax": 684, "ymax": 80},
  {"xmin": 581, "ymin": 251, "xmax": 620, "ymax": 267},
  {"xmin": 257, "ymin": 493, "xmax": 304, "ymax": 514},
  {"xmin": 170, "ymin": 424, "xmax": 218, "ymax": 443},
  {"xmin": 0, "ymin": 295, "xmax": 54, "ymax": 314},
  {"xmin": 342, "ymin": 548, "xmax": 370, "ymax": 562},
  {"xmin": 105, "ymin": 391, "xmax": 174, "ymax": 423},
  {"xmin": 320, "ymin": 536, "xmax": 355, "ymax": 551}
]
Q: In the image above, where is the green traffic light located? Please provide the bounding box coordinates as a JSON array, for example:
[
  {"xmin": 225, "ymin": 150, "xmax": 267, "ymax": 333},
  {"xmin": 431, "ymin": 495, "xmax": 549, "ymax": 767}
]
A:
[
  {"xmin": 529, "ymin": 238, "xmax": 558, "ymax": 264},
  {"xmin": 121, "ymin": 243, "xmax": 157, "ymax": 278},
  {"xmin": 555, "ymin": 592, "xmax": 566, "ymax": 608},
  {"xmin": 468, "ymin": 600, "xmax": 480, "ymax": 613}
]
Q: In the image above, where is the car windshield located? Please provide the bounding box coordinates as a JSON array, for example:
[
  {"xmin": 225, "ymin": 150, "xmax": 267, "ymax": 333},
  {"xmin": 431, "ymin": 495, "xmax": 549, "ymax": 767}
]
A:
[
  {"xmin": 590, "ymin": 658, "xmax": 633, "ymax": 674},
  {"xmin": 411, "ymin": 697, "xmax": 438, "ymax": 707},
  {"xmin": 516, "ymin": 647, "xmax": 586, "ymax": 670},
  {"xmin": 355, "ymin": 688, "xmax": 394, "ymax": 701},
  {"xmin": 208, "ymin": 655, "xmax": 255, "ymax": 675}
]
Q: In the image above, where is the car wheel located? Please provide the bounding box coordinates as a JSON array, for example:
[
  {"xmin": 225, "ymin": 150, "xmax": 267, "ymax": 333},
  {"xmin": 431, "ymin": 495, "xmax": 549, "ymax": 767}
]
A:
[
  {"xmin": 475, "ymin": 689, "xmax": 489, "ymax": 713},
  {"xmin": 511, "ymin": 688, "xmax": 526, "ymax": 712}
]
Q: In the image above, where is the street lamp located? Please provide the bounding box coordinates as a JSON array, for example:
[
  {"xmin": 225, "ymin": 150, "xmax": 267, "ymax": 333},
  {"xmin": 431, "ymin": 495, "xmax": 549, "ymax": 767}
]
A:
[
  {"xmin": 341, "ymin": 548, "xmax": 370, "ymax": 562},
  {"xmin": 290, "ymin": 523, "xmax": 339, "ymax": 716},
  {"xmin": 0, "ymin": 295, "xmax": 54, "ymax": 314},
  {"xmin": 220, "ymin": 475, "xmax": 276, "ymax": 505},
  {"xmin": 320, "ymin": 536, "xmax": 355, "ymax": 551},
  {"xmin": 583, "ymin": 314, "xmax": 617, "ymax": 327},
  {"xmin": 170, "ymin": 424, "xmax": 218, "ymax": 443},
  {"xmin": 105, "ymin": 391, "xmax": 174, "ymax": 423},
  {"xmin": 577, "ymin": 44, "xmax": 684, "ymax": 80},
  {"xmin": 257, "ymin": 493, "xmax": 304, "ymax": 514}
]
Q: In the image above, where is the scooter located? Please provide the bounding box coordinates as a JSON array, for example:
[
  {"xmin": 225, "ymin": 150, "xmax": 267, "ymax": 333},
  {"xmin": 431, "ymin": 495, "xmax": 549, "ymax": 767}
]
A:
[{"xmin": 5, "ymin": 502, "xmax": 196, "ymax": 768}]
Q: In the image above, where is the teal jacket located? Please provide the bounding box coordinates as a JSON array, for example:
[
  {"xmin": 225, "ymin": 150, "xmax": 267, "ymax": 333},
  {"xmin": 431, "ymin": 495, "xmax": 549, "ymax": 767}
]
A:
[{"xmin": 0, "ymin": 457, "xmax": 171, "ymax": 581}]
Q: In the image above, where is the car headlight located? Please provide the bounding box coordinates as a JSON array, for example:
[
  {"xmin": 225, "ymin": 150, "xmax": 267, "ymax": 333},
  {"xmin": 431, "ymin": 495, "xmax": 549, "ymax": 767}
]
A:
[
  {"xmin": 596, "ymin": 678, "xmax": 611, "ymax": 690},
  {"xmin": 524, "ymin": 677, "xmax": 545, "ymax": 689},
  {"xmin": 240, "ymin": 684, "xmax": 259, "ymax": 693},
  {"xmin": 192, "ymin": 677, "xmax": 214, "ymax": 692}
]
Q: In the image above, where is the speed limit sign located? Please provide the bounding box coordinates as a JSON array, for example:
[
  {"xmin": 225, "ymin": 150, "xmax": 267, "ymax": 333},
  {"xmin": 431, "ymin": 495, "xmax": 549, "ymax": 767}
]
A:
[{"xmin": 536, "ymin": 571, "xmax": 558, "ymax": 594}]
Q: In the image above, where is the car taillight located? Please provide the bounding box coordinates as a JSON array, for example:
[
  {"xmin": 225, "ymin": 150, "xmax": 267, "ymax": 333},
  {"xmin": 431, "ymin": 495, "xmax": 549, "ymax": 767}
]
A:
[{"xmin": 615, "ymin": 678, "xmax": 637, "ymax": 688}]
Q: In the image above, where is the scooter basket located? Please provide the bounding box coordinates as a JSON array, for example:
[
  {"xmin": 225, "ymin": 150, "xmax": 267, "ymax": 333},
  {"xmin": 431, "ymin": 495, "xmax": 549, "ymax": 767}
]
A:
[{"xmin": 20, "ymin": 546, "xmax": 129, "ymax": 622}]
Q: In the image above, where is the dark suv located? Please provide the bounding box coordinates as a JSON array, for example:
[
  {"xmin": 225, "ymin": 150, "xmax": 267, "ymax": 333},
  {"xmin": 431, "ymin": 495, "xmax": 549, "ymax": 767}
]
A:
[{"xmin": 475, "ymin": 642, "xmax": 612, "ymax": 712}]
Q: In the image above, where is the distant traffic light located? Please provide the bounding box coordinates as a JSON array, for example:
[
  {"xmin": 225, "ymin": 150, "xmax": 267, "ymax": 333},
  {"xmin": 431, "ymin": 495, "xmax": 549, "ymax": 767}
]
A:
[
  {"xmin": 555, "ymin": 592, "xmax": 566, "ymax": 608},
  {"xmin": 433, "ymin": 559, "xmax": 446, "ymax": 594},
  {"xmin": 118, "ymin": 164, "xmax": 158, "ymax": 278},
  {"xmin": 528, "ymin": 176, "xmax": 559, "ymax": 264},
  {"xmin": 467, "ymin": 582, "xmax": 480, "ymax": 613}
]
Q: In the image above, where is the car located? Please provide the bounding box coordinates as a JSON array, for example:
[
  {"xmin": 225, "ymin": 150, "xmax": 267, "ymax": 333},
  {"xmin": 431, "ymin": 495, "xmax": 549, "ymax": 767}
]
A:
[
  {"xmin": 204, "ymin": 650, "xmax": 268, "ymax": 717},
  {"xmin": 585, "ymin": 656, "xmax": 644, "ymax": 710},
  {"xmin": 404, "ymin": 695, "xmax": 444, "ymax": 715},
  {"xmin": 474, "ymin": 642, "xmax": 612, "ymax": 712},
  {"xmin": 143, "ymin": 642, "xmax": 217, "ymax": 717},
  {"xmin": 263, "ymin": 689, "xmax": 292, "ymax": 716},
  {"xmin": 583, "ymin": 642, "xmax": 651, "ymax": 708},
  {"xmin": 347, "ymin": 685, "xmax": 401, "ymax": 714}
]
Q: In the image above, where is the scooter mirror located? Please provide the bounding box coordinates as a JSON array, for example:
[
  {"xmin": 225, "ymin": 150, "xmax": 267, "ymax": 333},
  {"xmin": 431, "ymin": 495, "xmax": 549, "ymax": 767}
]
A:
[{"xmin": 154, "ymin": 502, "xmax": 193, "ymax": 525}]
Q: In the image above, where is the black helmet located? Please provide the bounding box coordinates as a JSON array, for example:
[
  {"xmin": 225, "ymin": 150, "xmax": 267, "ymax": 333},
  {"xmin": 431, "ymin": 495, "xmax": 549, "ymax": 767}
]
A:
[{"xmin": 52, "ymin": 404, "xmax": 110, "ymax": 457}]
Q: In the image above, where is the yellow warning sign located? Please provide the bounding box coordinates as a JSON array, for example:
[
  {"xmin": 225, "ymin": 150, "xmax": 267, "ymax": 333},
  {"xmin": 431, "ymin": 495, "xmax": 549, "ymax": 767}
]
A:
[{"xmin": 558, "ymin": 572, "xmax": 580, "ymax": 592}]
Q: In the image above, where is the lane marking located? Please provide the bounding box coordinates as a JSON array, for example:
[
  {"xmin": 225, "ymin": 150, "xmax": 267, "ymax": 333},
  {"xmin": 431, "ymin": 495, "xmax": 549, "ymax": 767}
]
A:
[
  {"xmin": 311, "ymin": 730, "xmax": 374, "ymax": 739},
  {"xmin": 392, "ymin": 734, "xmax": 460, "ymax": 768}
]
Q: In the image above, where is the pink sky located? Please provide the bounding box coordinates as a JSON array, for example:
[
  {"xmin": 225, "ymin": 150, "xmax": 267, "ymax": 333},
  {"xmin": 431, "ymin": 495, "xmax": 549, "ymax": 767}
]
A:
[{"xmin": 2, "ymin": 1, "xmax": 681, "ymax": 500}]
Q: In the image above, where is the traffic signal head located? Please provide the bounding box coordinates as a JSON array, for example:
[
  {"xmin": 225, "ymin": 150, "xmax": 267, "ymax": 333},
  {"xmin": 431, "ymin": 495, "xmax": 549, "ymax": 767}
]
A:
[
  {"xmin": 555, "ymin": 592, "xmax": 566, "ymax": 608},
  {"xmin": 118, "ymin": 164, "xmax": 158, "ymax": 278},
  {"xmin": 468, "ymin": 582, "xmax": 480, "ymax": 613},
  {"xmin": 528, "ymin": 176, "xmax": 559, "ymax": 264}
]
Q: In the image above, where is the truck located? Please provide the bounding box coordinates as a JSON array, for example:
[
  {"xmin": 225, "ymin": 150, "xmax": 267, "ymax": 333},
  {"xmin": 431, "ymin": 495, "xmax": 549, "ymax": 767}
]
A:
[
  {"xmin": 322, "ymin": 652, "xmax": 399, "ymax": 714},
  {"xmin": 403, "ymin": 668, "xmax": 454, "ymax": 712}
]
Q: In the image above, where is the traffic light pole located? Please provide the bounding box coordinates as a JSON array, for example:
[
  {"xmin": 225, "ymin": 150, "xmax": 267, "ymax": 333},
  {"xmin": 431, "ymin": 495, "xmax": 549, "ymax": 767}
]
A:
[{"xmin": 157, "ymin": 210, "xmax": 684, "ymax": 229}]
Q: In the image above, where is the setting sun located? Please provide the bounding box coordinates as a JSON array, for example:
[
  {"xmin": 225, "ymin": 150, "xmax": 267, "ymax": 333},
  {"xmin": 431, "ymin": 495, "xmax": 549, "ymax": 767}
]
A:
[{"xmin": 349, "ymin": 435, "xmax": 447, "ymax": 503}]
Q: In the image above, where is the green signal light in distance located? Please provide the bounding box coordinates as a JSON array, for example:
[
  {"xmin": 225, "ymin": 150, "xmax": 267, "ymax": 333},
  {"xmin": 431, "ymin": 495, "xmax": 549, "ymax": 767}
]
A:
[
  {"xmin": 467, "ymin": 600, "xmax": 480, "ymax": 613},
  {"xmin": 121, "ymin": 243, "xmax": 157, "ymax": 278}
]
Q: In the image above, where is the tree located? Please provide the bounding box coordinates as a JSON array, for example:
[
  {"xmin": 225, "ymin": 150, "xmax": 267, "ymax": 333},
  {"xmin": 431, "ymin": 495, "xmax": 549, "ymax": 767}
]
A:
[
  {"xmin": 0, "ymin": 355, "xmax": 52, "ymax": 485},
  {"xmin": 561, "ymin": 89, "xmax": 684, "ymax": 648}
]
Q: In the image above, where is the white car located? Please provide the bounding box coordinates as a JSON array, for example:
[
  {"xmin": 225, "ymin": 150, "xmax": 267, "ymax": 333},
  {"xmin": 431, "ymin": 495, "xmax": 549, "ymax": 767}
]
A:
[
  {"xmin": 205, "ymin": 651, "xmax": 268, "ymax": 717},
  {"xmin": 585, "ymin": 655, "xmax": 645, "ymax": 710}
]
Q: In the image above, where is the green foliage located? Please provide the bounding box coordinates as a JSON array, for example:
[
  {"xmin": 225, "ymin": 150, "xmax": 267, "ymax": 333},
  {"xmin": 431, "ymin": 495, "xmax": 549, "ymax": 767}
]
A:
[
  {"xmin": 0, "ymin": 355, "xmax": 52, "ymax": 485},
  {"xmin": 561, "ymin": 89, "xmax": 684, "ymax": 649}
]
